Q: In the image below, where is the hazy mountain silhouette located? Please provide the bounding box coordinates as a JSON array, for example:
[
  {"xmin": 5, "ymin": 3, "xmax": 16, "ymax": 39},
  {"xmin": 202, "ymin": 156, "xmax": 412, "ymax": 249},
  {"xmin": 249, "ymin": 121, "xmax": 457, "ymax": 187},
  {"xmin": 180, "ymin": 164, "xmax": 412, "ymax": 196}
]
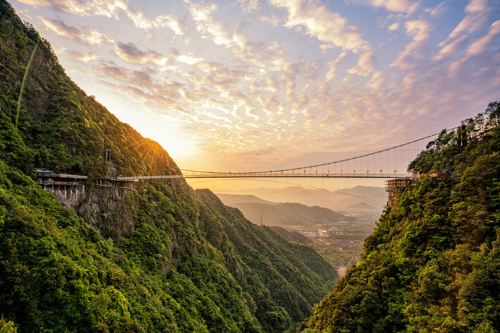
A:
[
  {"xmin": 217, "ymin": 185, "xmax": 387, "ymax": 214},
  {"xmin": 218, "ymin": 193, "xmax": 356, "ymax": 230}
]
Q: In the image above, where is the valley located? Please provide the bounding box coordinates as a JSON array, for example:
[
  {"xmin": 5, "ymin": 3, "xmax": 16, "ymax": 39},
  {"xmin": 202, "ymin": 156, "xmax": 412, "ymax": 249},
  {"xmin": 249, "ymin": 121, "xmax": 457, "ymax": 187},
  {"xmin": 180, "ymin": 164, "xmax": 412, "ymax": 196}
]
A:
[{"xmin": 217, "ymin": 188, "xmax": 384, "ymax": 272}]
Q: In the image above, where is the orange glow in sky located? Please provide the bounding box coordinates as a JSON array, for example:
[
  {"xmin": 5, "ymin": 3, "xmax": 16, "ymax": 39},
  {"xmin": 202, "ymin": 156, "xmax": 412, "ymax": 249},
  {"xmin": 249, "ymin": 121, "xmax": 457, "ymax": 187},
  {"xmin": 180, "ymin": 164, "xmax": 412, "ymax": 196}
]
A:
[{"xmin": 11, "ymin": 0, "xmax": 500, "ymax": 175}]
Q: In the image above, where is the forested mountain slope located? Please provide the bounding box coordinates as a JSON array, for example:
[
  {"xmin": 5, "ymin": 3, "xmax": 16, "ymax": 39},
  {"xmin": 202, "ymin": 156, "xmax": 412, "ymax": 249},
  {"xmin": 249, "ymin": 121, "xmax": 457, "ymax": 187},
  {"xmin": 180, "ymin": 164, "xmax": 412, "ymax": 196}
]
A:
[
  {"xmin": 305, "ymin": 104, "xmax": 499, "ymax": 332},
  {"xmin": 0, "ymin": 2, "xmax": 336, "ymax": 332}
]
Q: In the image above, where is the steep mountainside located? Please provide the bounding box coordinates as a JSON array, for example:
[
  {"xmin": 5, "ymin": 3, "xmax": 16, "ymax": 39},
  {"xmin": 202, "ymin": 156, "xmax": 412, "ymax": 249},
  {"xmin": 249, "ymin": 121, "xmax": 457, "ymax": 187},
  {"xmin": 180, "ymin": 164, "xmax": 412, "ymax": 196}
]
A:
[
  {"xmin": 268, "ymin": 226, "xmax": 310, "ymax": 243},
  {"xmin": 218, "ymin": 194, "xmax": 272, "ymax": 206},
  {"xmin": 305, "ymin": 105, "xmax": 499, "ymax": 332},
  {"xmin": 218, "ymin": 194, "xmax": 355, "ymax": 230},
  {"xmin": 0, "ymin": 2, "xmax": 336, "ymax": 332}
]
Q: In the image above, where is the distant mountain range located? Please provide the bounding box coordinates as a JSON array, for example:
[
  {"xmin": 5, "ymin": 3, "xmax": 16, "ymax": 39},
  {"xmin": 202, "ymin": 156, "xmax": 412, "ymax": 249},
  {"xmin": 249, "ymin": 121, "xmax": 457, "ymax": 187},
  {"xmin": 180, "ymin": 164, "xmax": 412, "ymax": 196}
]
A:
[
  {"xmin": 217, "ymin": 185, "xmax": 387, "ymax": 216},
  {"xmin": 218, "ymin": 193, "xmax": 356, "ymax": 230}
]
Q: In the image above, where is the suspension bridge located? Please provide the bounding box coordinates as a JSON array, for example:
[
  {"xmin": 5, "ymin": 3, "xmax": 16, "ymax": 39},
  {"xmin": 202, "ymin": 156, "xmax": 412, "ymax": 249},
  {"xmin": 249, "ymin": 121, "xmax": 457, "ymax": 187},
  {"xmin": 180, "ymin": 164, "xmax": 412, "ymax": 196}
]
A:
[
  {"xmin": 36, "ymin": 129, "xmax": 449, "ymax": 209},
  {"xmin": 116, "ymin": 130, "xmax": 444, "ymax": 181}
]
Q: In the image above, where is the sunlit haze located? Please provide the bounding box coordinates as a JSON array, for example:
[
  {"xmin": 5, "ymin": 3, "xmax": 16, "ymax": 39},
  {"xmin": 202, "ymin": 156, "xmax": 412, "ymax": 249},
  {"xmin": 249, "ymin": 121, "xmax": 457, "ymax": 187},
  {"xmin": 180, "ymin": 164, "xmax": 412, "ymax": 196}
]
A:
[{"xmin": 12, "ymin": 0, "xmax": 500, "ymax": 175}]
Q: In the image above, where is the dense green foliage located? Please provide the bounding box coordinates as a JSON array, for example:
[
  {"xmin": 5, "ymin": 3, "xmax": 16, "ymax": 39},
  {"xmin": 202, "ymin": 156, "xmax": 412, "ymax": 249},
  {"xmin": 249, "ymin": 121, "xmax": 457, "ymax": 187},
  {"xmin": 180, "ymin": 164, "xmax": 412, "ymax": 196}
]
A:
[
  {"xmin": 0, "ymin": 2, "xmax": 336, "ymax": 332},
  {"xmin": 0, "ymin": 318, "xmax": 17, "ymax": 333},
  {"xmin": 305, "ymin": 103, "xmax": 499, "ymax": 332}
]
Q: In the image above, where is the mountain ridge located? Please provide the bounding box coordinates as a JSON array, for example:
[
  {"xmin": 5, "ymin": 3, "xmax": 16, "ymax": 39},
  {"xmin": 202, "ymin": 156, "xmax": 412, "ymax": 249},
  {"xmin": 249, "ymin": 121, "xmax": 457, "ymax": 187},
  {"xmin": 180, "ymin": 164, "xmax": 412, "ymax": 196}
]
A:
[
  {"xmin": 217, "ymin": 185, "xmax": 387, "ymax": 214},
  {"xmin": 217, "ymin": 193, "xmax": 355, "ymax": 230}
]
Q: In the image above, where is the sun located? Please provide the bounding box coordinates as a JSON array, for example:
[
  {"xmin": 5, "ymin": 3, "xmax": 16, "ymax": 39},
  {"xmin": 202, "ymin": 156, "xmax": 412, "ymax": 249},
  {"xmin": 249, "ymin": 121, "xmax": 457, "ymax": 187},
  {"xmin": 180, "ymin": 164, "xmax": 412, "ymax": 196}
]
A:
[
  {"xmin": 145, "ymin": 119, "xmax": 199, "ymax": 162},
  {"xmin": 89, "ymin": 89, "xmax": 199, "ymax": 163}
]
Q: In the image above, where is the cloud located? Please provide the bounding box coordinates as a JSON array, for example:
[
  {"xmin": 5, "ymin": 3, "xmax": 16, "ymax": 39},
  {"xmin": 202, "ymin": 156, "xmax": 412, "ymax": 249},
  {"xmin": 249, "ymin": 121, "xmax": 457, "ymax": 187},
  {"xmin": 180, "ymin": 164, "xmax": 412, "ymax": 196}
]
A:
[
  {"xmin": 388, "ymin": 22, "xmax": 400, "ymax": 31},
  {"xmin": 348, "ymin": 52, "xmax": 376, "ymax": 76},
  {"xmin": 325, "ymin": 52, "xmax": 347, "ymax": 81},
  {"xmin": 184, "ymin": 0, "xmax": 246, "ymax": 49},
  {"xmin": 260, "ymin": 14, "xmax": 282, "ymax": 27},
  {"xmin": 99, "ymin": 63, "xmax": 155, "ymax": 88},
  {"xmin": 392, "ymin": 20, "xmax": 430, "ymax": 68},
  {"xmin": 364, "ymin": 0, "xmax": 418, "ymax": 13},
  {"xmin": 159, "ymin": 16, "xmax": 185, "ymax": 36},
  {"xmin": 113, "ymin": 42, "xmax": 204, "ymax": 68},
  {"xmin": 466, "ymin": 19, "xmax": 500, "ymax": 57},
  {"xmin": 114, "ymin": 42, "xmax": 169, "ymax": 65},
  {"xmin": 434, "ymin": 35, "xmax": 467, "ymax": 61},
  {"xmin": 435, "ymin": 0, "xmax": 489, "ymax": 61},
  {"xmin": 176, "ymin": 54, "xmax": 203, "ymax": 65},
  {"xmin": 17, "ymin": 0, "xmax": 184, "ymax": 34},
  {"xmin": 92, "ymin": 62, "xmax": 189, "ymax": 115},
  {"xmin": 449, "ymin": 0, "xmax": 488, "ymax": 39},
  {"xmin": 425, "ymin": 1, "xmax": 446, "ymax": 17},
  {"xmin": 268, "ymin": 0, "xmax": 383, "ymax": 88},
  {"xmin": 183, "ymin": 0, "xmax": 287, "ymax": 68},
  {"xmin": 238, "ymin": 0, "xmax": 260, "ymax": 12},
  {"xmin": 64, "ymin": 50, "xmax": 98, "ymax": 62},
  {"xmin": 270, "ymin": 0, "xmax": 369, "ymax": 53},
  {"xmin": 448, "ymin": 19, "xmax": 500, "ymax": 76},
  {"xmin": 127, "ymin": 11, "xmax": 185, "ymax": 35},
  {"xmin": 16, "ymin": 0, "xmax": 127, "ymax": 17},
  {"xmin": 40, "ymin": 17, "xmax": 113, "ymax": 45}
]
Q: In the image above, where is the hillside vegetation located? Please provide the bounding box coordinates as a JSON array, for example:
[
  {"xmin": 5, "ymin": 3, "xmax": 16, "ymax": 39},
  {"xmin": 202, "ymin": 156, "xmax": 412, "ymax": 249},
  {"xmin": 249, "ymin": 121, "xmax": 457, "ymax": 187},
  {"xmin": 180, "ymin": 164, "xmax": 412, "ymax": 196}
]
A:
[
  {"xmin": 305, "ymin": 103, "xmax": 499, "ymax": 332},
  {"xmin": 0, "ymin": 2, "xmax": 336, "ymax": 332}
]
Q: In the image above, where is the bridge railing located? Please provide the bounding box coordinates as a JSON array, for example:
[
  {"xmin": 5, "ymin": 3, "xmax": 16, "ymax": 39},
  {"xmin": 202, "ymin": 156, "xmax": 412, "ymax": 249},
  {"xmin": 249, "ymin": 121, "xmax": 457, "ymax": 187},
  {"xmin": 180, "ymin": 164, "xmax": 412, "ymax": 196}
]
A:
[{"xmin": 116, "ymin": 172, "xmax": 411, "ymax": 181}]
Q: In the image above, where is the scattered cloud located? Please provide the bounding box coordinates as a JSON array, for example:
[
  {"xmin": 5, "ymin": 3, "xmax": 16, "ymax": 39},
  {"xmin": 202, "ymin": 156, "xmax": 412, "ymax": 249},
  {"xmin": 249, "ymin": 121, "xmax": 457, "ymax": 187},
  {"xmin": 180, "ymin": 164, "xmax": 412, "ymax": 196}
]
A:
[
  {"xmin": 17, "ymin": 0, "xmax": 185, "ymax": 35},
  {"xmin": 388, "ymin": 22, "xmax": 400, "ymax": 31},
  {"xmin": 425, "ymin": 1, "xmax": 446, "ymax": 17},
  {"xmin": 325, "ymin": 52, "xmax": 347, "ymax": 81},
  {"xmin": 41, "ymin": 17, "xmax": 113, "ymax": 45},
  {"xmin": 434, "ymin": 34, "xmax": 467, "ymax": 61},
  {"xmin": 268, "ymin": 0, "xmax": 382, "ymax": 89},
  {"xmin": 466, "ymin": 19, "xmax": 500, "ymax": 57},
  {"xmin": 184, "ymin": 0, "xmax": 246, "ymax": 49},
  {"xmin": 65, "ymin": 49, "xmax": 98, "ymax": 62},
  {"xmin": 238, "ymin": 0, "xmax": 260, "ymax": 12},
  {"xmin": 270, "ymin": 0, "xmax": 369, "ymax": 53},
  {"xmin": 449, "ymin": 19, "xmax": 500, "ymax": 76},
  {"xmin": 260, "ymin": 14, "xmax": 282, "ymax": 27},
  {"xmin": 16, "ymin": 0, "xmax": 127, "ymax": 17},
  {"xmin": 449, "ymin": 0, "xmax": 489, "ymax": 40},
  {"xmin": 127, "ymin": 11, "xmax": 185, "ymax": 35},
  {"xmin": 114, "ymin": 42, "xmax": 169, "ymax": 65},
  {"xmin": 12, "ymin": 0, "xmax": 500, "ymax": 169},
  {"xmin": 435, "ymin": 0, "xmax": 489, "ymax": 62},
  {"xmin": 392, "ymin": 20, "xmax": 430, "ymax": 68},
  {"xmin": 363, "ymin": 0, "xmax": 419, "ymax": 13}
]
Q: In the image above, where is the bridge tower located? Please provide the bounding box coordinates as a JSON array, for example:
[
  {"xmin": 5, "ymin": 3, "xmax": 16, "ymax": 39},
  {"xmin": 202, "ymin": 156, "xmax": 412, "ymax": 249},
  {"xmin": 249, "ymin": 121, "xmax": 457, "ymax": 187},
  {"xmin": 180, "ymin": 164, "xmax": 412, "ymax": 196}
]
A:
[{"xmin": 385, "ymin": 178, "xmax": 413, "ymax": 206}]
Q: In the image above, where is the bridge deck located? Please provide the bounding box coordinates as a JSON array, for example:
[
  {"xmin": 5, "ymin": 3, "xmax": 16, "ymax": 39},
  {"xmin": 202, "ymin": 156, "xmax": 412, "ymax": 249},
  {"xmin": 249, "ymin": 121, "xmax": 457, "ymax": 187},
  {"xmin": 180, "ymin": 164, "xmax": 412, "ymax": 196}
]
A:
[{"xmin": 117, "ymin": 173, "xmax": 411, "ymax": 181}]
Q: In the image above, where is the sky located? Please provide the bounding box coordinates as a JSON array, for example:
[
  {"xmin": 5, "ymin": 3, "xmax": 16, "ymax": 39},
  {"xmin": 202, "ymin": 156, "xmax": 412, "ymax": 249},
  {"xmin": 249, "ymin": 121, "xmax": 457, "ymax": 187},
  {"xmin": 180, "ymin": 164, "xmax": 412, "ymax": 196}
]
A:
[{"xmin": 10, "ymin": 0, "xmax": 500, "ymax": 175}]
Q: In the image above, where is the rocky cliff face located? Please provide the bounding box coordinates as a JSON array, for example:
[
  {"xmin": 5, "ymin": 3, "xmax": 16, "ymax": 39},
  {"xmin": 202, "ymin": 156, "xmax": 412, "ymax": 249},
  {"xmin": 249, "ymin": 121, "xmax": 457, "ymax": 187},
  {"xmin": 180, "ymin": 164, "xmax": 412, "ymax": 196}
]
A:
[
  {"xmin": 43, "ymin": 185, "xmax": 85, "ymax": 209},
  {"xmin": 77, "ymin": 183, "xmax": 139, "ymax": 240}
]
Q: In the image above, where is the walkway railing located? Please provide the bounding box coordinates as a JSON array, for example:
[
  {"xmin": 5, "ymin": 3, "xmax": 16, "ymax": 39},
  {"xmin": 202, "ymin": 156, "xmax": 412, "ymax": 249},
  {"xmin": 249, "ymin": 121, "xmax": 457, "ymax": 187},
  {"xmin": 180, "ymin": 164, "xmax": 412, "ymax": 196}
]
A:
[{"xmin": 116, "ymin": 172, "xmax": 411, "ymax": 181}]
